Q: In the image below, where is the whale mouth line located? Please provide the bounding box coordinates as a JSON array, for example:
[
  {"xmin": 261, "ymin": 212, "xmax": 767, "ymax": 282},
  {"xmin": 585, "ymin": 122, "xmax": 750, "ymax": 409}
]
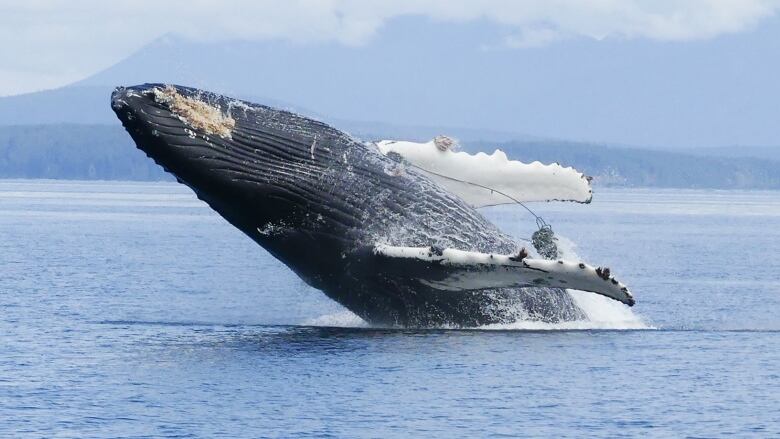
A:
[{"xmin": 151, "ymin": 85, "xmax": 236, "ymax": 139}]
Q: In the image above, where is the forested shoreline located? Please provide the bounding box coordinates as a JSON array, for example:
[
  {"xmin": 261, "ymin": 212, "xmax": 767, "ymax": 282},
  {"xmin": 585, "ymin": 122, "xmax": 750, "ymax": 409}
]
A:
[{"xmin": 1, "ymin": 124, "xmax": 778, "ymax": 189}]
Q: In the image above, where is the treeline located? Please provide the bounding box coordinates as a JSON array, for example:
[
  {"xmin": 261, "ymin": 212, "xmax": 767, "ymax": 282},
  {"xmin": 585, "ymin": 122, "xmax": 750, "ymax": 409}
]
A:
[
  {"xmin": 460, "ymin": 140, "xmax": 780, "ymax": 189},
  {"xmin": 0, "ymin": 124, "xmax": 169, "ymax": 180},
  {"xmin": 0, "ymin": 124, "xmax": 778, "ymax": 189}
]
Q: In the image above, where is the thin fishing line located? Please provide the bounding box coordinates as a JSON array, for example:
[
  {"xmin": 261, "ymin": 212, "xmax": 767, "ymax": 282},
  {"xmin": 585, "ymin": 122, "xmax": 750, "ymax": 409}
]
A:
[{"xmin": 404, "ymin": 162, "xmax": 551, "ymax": 230}]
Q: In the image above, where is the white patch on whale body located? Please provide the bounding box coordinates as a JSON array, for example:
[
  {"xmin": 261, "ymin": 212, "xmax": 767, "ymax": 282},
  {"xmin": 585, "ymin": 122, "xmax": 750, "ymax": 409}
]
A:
[
  {"xmin": 257, "ymin": 221, "xmax": 289, "ymax": 236},
  {"xmin": 375, "ymin": 139, "xmax": 592, "ymax": 206},
  {"xmin": 152, "ymin": 85, "xmax": 235, "ymax": 139}
]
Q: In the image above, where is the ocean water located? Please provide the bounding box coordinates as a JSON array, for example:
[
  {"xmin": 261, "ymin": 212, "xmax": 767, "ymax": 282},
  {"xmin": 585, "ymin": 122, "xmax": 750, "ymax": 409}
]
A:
[{"xmin": 1, "ymin": 179, "xmax": 779, "ymax": 437}]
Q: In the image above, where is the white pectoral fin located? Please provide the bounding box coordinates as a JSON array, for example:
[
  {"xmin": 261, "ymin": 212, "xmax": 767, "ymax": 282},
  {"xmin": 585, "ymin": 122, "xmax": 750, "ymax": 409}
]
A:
[
  {"xmin": 376, "ymin": 140, "xmax": 592, "ymax": 206},
  {"xmin": 373, "ymin": 245, "xmax": 635, "ymax": 306},
  {"xmin": 519, "ymin": 258, "xmax": 635, "ymax": 306}
]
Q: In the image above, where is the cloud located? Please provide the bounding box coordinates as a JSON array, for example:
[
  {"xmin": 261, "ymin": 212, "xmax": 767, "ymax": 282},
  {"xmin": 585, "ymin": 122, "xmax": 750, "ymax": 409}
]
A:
[{"xmin": 1, "ymin": 0, "xmax": 778, "ymax": 96}]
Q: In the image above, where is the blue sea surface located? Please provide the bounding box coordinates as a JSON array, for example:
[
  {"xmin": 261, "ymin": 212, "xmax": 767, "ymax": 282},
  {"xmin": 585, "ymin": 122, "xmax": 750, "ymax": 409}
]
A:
[{"xmin": 1, "ymin": 180, "xmax": 779, "ymax": 437}]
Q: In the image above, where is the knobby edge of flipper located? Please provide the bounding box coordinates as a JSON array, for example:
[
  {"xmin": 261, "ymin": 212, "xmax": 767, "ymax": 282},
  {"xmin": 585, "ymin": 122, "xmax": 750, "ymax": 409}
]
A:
[{"xmin": 371, "ymin": 244, "xmax": 635, "ymax": 306}]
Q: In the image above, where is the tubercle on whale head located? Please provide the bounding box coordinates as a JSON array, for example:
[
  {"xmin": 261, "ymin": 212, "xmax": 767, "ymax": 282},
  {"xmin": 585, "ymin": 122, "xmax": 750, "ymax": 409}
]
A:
[
  {"xmin": 151, "ymin": 85, "xmax": 236, "ymax": 139},
  {"xmin": 111, "ymin": 84, "xmax": 235, "ymax": 140}
]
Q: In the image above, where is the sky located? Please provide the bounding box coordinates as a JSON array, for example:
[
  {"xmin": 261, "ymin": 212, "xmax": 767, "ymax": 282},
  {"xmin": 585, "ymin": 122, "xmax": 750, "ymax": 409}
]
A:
[{"xmin": 2, "ymin": 0, "xmax": 780, "ymax": 97}]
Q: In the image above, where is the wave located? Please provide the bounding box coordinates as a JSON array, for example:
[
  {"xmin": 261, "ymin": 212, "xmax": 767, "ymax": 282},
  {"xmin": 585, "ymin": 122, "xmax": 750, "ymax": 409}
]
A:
[
  {"xmin": 302, "ymin": 310, "xmax": 369, "ymax": 328},
  {"xmin": 480, "ymin": 291, "xmax": 651, "ymax": 330},
  {"xmin": 304, "ymin": 297, "xmax": 652, "ymax": 330}
]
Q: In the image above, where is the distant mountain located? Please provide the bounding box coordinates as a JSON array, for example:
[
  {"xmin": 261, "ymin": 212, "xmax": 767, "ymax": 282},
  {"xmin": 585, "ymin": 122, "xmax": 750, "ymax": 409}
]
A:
[
  {"xmin": 0, "ymin": 85, "xmax": 313, "ymax": 127},
  {"xmin": 3, "ymin": 15, "xmax": 780, "ymax": 147},
  {"xmin": 0, "ymin": 86, "xmax": 116, "ymax": 125},
  {"xmin": 0, "ymin": 84, "xmax": 539, "ymax": 144},
  {"xmin": 1, "ymin": 16, "xmax": 778, "ymax": 187},
  {"xmin": 70, "ymin": 16, "xmax": 780, "ymax": 149}
]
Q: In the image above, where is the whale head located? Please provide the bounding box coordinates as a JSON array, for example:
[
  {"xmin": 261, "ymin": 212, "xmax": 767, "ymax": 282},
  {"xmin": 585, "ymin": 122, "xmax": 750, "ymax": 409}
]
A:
[{"xmin": 111, "ymin": 84, "xmax": 383, "ymax": 283}]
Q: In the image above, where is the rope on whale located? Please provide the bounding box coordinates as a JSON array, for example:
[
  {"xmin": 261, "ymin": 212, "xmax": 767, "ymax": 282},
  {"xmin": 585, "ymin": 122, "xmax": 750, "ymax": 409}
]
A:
[{"xmin": 399, "ymin": 160, "xmax": 561, "ymax": 260}]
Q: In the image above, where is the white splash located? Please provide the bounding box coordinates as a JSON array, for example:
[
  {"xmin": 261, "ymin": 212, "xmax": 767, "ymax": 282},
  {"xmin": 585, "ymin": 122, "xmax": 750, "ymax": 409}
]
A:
[
  {"xmin": 303, "ymin": 310, "xmax": 368, "ymax": 328},
  {"xmin": 479, "ymin": 309, "xmax": 650, "ymax": 331},
  {"xmin": 482, "ymin": 234, "xmax": 652, "ymax": 331}
]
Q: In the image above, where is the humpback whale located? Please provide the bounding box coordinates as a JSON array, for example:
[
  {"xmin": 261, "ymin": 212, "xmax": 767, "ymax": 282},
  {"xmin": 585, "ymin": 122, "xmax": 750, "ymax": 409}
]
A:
[{"xmin": 111, "ymin": 84, "xmax": 633, "ymax": 327}]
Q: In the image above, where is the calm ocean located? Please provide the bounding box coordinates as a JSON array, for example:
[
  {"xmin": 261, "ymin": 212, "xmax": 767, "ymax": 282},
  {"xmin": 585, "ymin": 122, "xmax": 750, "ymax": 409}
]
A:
[{"xmin": 2, "ymin": 180, "xmax": 779, "ymax": 437}]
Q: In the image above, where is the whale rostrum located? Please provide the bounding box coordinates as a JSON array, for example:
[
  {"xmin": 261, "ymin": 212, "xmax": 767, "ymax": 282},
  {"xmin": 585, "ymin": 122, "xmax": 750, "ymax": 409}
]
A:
[{"xmin": 112, "ymin": 83, "xmax": 634, "ymax": 327}]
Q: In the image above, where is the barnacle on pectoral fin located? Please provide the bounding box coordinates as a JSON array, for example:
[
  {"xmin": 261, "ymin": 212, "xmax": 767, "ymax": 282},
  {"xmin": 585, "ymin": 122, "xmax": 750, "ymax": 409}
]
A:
[{"xmin": 153, "ymin": 85, "xmax": 235, "ymax": 139}]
